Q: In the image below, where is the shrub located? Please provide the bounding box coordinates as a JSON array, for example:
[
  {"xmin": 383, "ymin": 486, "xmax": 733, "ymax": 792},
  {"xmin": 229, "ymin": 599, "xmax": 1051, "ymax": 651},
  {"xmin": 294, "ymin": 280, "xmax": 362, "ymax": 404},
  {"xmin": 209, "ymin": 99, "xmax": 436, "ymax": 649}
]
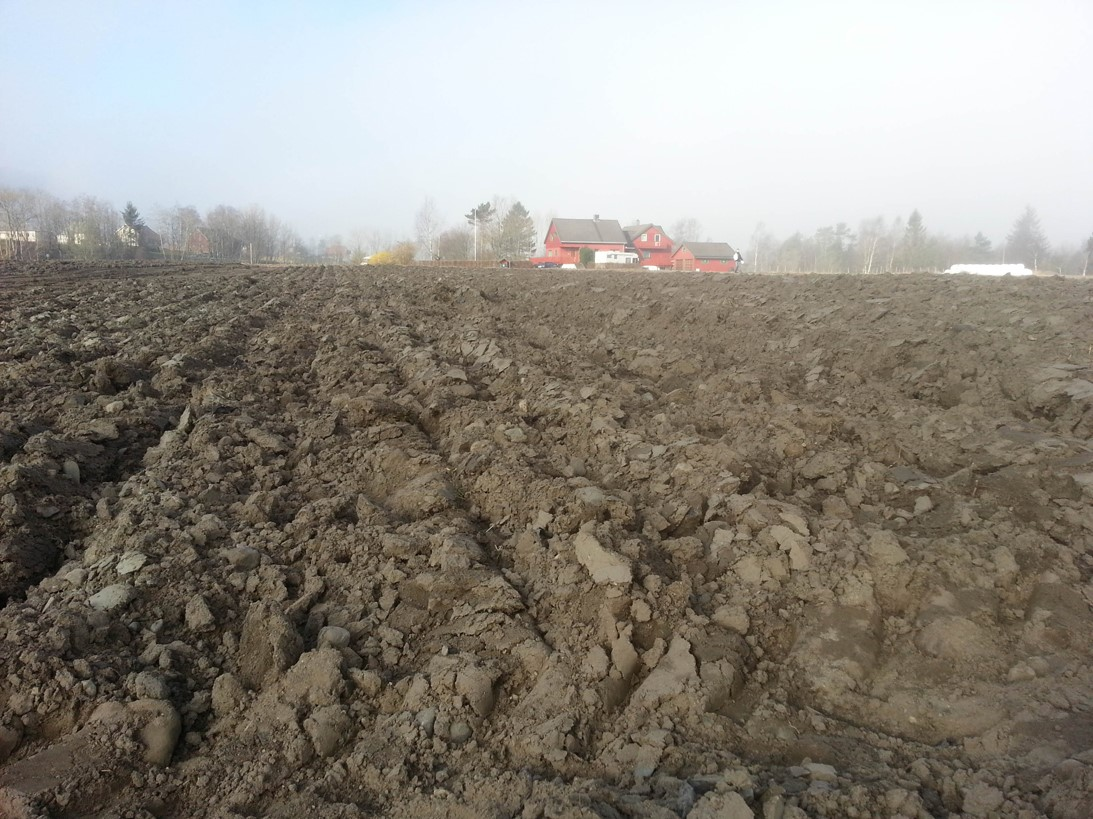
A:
[
  {"xmin": 391, "ymin": 241, "xmax": 416, "ymax": 265},
  {"xmin": 367, "ymin": 242, "xmax": 416, "ymax": 266}
]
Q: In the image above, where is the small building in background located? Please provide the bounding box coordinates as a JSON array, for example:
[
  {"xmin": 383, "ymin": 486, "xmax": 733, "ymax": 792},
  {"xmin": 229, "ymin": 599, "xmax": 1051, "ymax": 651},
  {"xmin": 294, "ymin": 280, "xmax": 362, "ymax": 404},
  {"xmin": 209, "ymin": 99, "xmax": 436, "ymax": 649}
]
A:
[
  {"xmin": 671, "ymin": 241, "xmax": 739, "ymax": 272},
  {"xmin": 0, "ymin": 229, "xmax": 38, "ymax": 259},
  {"xmin": 117, "ymin": 224, "xmax": 162, "ymax": 251}
]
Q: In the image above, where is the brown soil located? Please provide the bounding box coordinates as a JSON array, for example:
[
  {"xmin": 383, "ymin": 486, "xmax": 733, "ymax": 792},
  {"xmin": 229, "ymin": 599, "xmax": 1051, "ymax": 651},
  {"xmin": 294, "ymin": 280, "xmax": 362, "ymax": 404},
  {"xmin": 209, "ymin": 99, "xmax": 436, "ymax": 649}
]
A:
[{"xmin": 0, "ymin": 261, "xmax": 1091, "ymax": 818}]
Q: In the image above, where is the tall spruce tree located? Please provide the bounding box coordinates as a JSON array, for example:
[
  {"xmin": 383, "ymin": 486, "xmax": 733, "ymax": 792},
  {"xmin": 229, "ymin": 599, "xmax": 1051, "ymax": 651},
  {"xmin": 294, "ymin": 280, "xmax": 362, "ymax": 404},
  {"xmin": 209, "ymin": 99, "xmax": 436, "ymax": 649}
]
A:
[
  {"xmin": 121, "ymin": 201, "xmax": 144, "ymax": 230},
  {"xmin": 1006, "ymin": 206, "xmax": 1049, "ymax": 270},
  {"xmin": 902, "ymin": 209, "xmax": 927, "ymax": 270},
  {"xmin": 499, "ymin": 201, "xmax": 536, "ymax": 259}
]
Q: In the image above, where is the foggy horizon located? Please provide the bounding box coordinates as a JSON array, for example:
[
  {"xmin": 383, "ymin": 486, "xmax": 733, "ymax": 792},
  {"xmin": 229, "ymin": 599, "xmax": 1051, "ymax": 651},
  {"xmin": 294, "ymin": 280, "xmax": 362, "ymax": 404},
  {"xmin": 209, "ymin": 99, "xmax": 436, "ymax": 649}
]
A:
[{"xmin": 2, "ymin": 0, "xmax": 1091, "ymax": 249}]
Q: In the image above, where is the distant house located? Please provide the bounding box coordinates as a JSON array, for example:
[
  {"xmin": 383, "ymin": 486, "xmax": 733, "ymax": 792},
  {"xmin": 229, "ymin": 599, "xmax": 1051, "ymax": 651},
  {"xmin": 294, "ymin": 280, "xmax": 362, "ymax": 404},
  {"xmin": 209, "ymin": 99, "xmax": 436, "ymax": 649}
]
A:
[
  {"xmin": 623, "ymin": 223, "xmax": 674, "ymax": 268},
  {"xmin": 117, "ymin": 224, "xmax": 162, "ymax": 251},
  {"xmin": 0, "ymin": 229, "xmax": 38, "ymax": 259},
  {"xmin": 185, "ymin": 228, "xmax": 212, "ymax": 257},
  {"xmin": 541, "ymin": 216, "xmax": 628, "ymax": 264},
  {"xmin": 671, "ymin": 242, "xmax": 738, "ymax": 273}
]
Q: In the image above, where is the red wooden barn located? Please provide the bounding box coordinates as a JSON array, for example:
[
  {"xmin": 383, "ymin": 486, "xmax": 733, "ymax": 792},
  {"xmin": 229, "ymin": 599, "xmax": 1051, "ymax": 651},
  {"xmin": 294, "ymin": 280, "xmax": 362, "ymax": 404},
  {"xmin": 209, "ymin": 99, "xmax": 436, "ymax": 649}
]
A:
[{"xmin": 671, "ymin": 242, "xmax": 739, "ymax": 272}]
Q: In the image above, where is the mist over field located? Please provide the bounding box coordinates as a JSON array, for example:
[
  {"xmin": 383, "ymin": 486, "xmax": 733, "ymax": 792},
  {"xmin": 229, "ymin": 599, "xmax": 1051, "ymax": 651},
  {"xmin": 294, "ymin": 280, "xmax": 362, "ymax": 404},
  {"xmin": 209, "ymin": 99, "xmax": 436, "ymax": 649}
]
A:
[{"xmin": 1, "ymin": 0, "xmax": 1091, "ymax": 268}]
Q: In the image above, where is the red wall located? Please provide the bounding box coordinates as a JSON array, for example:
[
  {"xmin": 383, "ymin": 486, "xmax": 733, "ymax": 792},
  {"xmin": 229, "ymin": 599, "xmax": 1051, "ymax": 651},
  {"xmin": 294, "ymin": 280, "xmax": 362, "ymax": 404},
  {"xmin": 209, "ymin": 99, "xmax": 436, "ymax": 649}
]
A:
[
  {"xmin": 543, "ymin": 238, "xmax": 626, "ymax": 264},
  {"xmin": 671, "ymin": 249, "xmax": 738, "ymax": 272},
  {"xmin": 629, "ymin": 225, "xmax": 673, "ymax": 267}
]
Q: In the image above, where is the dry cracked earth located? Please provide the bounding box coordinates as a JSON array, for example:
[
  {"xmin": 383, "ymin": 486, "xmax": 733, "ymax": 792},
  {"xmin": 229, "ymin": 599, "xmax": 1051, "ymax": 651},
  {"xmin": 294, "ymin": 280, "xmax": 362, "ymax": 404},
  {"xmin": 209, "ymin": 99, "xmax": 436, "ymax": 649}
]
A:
[{"xmin": 0, "ymin": 260, "xmax": 1091, "ymax": 819}]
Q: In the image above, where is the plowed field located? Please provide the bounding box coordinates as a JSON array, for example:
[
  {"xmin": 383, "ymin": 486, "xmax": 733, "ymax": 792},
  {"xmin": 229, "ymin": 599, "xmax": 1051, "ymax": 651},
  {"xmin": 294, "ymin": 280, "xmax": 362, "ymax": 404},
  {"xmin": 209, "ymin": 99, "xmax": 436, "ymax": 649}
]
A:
[{"xmin": 1, "ymin": 261, "xmax": 1091, "ymax": 818}]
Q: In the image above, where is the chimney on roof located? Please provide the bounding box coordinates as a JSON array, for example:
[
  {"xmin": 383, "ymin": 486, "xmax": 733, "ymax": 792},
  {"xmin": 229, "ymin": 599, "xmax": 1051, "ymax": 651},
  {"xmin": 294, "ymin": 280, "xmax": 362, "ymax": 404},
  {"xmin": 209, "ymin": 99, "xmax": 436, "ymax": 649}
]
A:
[{"xmin": 593, "ymin": 214, "xmax": 599, "ymax": 221}]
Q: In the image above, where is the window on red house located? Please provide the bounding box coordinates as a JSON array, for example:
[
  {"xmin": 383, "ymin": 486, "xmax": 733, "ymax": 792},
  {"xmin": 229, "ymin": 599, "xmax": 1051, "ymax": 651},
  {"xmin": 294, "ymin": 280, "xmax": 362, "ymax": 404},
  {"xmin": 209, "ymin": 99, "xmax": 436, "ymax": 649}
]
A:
[
  {"xmin": 655, "ymin": 233, "xmax": 661, "ymax": 245},
  {"xmin": 641, "ymin": 233, "xmax": 647, "ymax": 242}
]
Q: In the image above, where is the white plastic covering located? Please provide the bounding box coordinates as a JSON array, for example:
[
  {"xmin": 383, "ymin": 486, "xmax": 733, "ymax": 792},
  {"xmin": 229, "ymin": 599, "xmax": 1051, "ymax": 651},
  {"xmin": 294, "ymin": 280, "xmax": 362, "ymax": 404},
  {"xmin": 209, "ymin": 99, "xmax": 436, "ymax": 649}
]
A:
[{"xmin": 941, "ymin": 264, "xmax": 1033, "ymax": 276}]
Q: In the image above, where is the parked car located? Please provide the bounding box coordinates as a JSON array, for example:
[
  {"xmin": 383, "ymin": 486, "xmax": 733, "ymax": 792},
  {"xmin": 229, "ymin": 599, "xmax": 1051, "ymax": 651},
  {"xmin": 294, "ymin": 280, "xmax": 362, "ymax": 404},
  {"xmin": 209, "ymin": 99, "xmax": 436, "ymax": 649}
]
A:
[{"xmin": 535, "ymin": 261, "xmax": 560, "ymax": 268}]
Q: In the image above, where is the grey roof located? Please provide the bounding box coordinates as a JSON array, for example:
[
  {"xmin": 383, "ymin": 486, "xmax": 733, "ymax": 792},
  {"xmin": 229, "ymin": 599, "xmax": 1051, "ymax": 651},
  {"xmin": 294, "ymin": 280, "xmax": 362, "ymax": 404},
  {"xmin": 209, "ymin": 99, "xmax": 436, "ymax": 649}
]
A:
[
  {"xmin": 623, "ymin": 223, "xmax": 655, "ymax": 238},
  {"xmin": 552, "ymin": 218, "xmax": 627, "ymax": 244},
  {"xmin": 677, "ymin": 241, "xmax": 736, "ymax": 259}
]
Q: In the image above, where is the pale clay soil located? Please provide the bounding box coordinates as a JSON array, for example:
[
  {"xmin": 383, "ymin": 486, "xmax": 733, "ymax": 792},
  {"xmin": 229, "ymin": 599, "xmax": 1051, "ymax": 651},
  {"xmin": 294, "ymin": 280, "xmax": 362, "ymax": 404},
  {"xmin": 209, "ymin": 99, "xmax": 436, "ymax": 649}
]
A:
[{"xmin": 0, "ymin": 261, "xmax": 1090, "ymax": 818}]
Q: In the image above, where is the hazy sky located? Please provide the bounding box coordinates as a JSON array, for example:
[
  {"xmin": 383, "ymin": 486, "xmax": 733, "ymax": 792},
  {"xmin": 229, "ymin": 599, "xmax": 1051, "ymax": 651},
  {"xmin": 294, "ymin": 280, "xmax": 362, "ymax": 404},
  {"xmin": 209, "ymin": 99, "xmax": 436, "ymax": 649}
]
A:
[{"xmin": 3, "ymin": 0, "xmax": 1091, "ymax": 247}]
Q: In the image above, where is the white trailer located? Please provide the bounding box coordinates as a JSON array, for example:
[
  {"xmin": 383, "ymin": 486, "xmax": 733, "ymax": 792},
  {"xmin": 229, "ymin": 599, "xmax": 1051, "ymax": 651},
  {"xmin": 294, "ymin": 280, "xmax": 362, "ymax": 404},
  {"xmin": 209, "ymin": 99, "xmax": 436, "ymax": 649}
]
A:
[{"xmin": 594, "ymin": 250, "xmax": 639, "ymax": 265}]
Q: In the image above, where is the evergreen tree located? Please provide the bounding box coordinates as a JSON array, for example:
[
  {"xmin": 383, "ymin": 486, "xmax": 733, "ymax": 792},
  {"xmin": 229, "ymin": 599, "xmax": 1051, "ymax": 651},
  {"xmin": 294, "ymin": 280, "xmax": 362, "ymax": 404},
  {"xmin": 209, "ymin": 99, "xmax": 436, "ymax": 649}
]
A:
[
  {"xmin": 120, "ymin": 201, "xmax": 147, "ymax": 253},
  {"xmin": 498, "ymin": 201, "xmax": 536, "ymax": 259},
  {"xmin": 464, "ymin": 202, "xmax": 494, "ymax": 260},
  {"xmin": 1006, "ymin": 205, "xmax": 1049, "ymax": 270},
  {"xmin": 972, "ymin": 232, "xmax": 992, "ymax": 261},
  {"xmin": 979, "ymin": 229, "xmax": 996, "ymax": 255},
  {"xmin": 902, "ymin": 209, "xmax": 927, "ymax": 270},
  {"xmin": 121, "ymin": 201, "xmax": 145, "ymax": 230}
]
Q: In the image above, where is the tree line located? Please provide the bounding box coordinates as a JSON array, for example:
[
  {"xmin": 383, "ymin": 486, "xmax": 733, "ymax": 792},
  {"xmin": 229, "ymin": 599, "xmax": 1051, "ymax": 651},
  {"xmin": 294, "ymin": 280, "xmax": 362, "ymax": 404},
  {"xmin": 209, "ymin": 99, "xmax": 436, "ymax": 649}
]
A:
[
  {"xmin": 273, "ymin": 196, "xmax": 541, "ymax": 265},
  {"xmin": 0, "ymin": 187, "xmax": 307, "ymax": 263},
  {"xmin": 411, "ymin": 197, "xmax": 538, "ymax": 262},
  {"xmin": 746, "ymin": 207, "xmax": 1092, "ymax": 276},
  {"xmin": 5, "ymin": 184, "xmax": 1089, "ymax": 274}
]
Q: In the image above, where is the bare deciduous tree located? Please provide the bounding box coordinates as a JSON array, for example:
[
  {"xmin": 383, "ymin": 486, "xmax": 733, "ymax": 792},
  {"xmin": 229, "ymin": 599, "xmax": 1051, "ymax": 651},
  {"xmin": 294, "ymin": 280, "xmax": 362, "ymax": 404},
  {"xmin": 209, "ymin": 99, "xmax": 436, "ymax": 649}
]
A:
[
  {"xmin": 0, "ymin": 187, "xmax": 38, "ymax": 259},
  {"xmin": 156, "ymin": 205, "xmax": 202, "ymax": 261},
  {"xmin": 414, "ymin": 198, "xmax": 440, "ymax": 260},
  {"xmin": 858, "ymin": 216, "xmax": 886, "ymax": 274},
  {"xmin": 437, "ymin": 227, "xmax": 472, "ymax": 260},
  {"xmin": 670, "ymin": 217, "xmax": 702, "ymax": 243}
]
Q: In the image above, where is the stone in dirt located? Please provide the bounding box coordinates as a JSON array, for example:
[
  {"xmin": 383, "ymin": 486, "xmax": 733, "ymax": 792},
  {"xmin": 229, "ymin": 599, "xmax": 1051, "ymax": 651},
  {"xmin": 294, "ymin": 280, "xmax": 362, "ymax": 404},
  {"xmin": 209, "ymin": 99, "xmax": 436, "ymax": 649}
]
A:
[
  {"xmin": 115, "ymin": 551, "xmax": 148, "ymax": 575},
  {"xmin": 303, "ymin": 705, "xmax": 353, "ymax": 757},
  {"xmin": 866, "ymin": 529, "xmax": 908, "ymax": 565},
  {"xmin": 211, "ymin": 673, "xmax": 246, "ymax": 716},
  {"xmin": 133, "ymin": 670, "xmax": 170, "ymax": 701},
  {"xmin": 573, "ymin": 527, "xmax": 632, "ymax": 585},
  {"xmin": 88, "ymin": 583, "xmax": 137, "ymax": 611},
  {"xmin": 185, "ymin": 594, "xmax": 216, "ymax": 631},
  {"xmin": 224, "ymin": 546, "xmax": 262, "ymax": 570},
  {"xmin": 318, "ymin": 625, "xmax": 352, "ymax": 649},
  {"xmin": 962, "ymin": 782, "xmax": 1004, "ymax": 816},
  {"xmin": 125, "ymin": 700, "xmax": 183, "ymax": 765}
]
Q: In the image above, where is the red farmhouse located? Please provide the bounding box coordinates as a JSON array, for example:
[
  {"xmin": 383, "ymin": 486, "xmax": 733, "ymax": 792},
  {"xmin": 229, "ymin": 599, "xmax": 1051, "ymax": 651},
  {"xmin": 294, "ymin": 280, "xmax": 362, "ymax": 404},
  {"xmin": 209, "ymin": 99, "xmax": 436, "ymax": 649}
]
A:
[
  {"xmin": 542, "ymin": 217, "xmax": 627, "ymax": 264},
  {"xmin": 671, "ymin": 242, "xmax": 738, "ymax": 273},
  {"xmin": 624, "ymin": 223, "xmax": 674, "ymax": 268}
]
